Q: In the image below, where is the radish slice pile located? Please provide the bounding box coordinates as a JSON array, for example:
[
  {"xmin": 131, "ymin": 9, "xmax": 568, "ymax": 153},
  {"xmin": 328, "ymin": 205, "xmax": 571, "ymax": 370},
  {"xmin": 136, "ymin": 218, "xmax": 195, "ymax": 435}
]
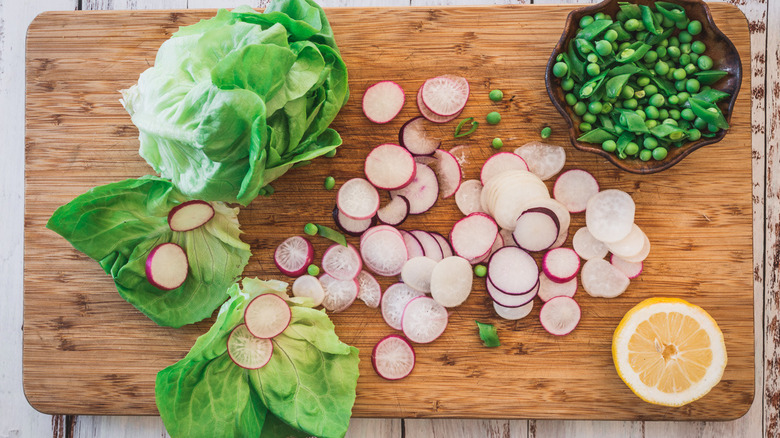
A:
[
  {"xmin": 376, "ymin": 196, "xmax": 410, "ymax": 226},
  {"xmin": 493, "ymin": 300, "xmax": 534, "ymax": 320},
  {"xmin": 389, "ymin": 162, "xmax": 439, "ymax": 214},
  {"xmin": 431, "ymin": 149, "xmax": 462, "ymax": 198},
  {"xmin": 168, "ymin": 200, "xmax": 215, "ymax": 232},
  {"xmin": 410, "ymin": 230, "xmax": 444, "ymax": 261},
  {"xmin": 480, "ymin": 152, "xmax": 529, "ymax": 185},
  {"xmin": 320, "ymin": 273, "xmax": 359, "ymax": 312},
  {"xmin": 399, "ymin": 117, "xmax": 440, "ymax": 155},
  {"xmin": 372, "ymin": 334, "xmax": 416, "ymax": 380},
  {"xmin": 585, "ymin": 189, "xmax": 635, "ymax": 243},
  {"xmin": 455, "ymin": 179, "xmax": 484, "ymax": 216},
  {"xmin": 420, "ymin": 75, "xmax": 470, "ymax": 117},
  {"xmin": 381, "ymin": 283, "xmax": 425, "ymax": 330},
  {"xmin": 611, "ymin": 255, "xmax": 643, "ymax": 279},
  {"xmin": 542, "ymin": 248, "xmax": 580, "ymax": 283},
  {"xmin": 450, "ymin": 212, "xmax": 498, "ymax": 261},
  {"xmin": 332, "ymin": 206, "xmax": 375, "ymax": 236},
  {"xmin": 337, "ymin": 178, "xmax": 381, "ymax": 220},
  {"xmin": 321, "ymin": 244, "xmax": 362, "ymax": 281},
  {"xmin": 553, "ymin": 169, "xmax": 599, "ymax": 213},
  {"xmin": 401, "ymin": 296, "xmax": 448, "ymax": 343},
  {"xmin": 360, "ymin": 225, "xmax": 408, "ymax": 276},
  {"xmin": 357, "ymin": 270, "xmax": 382, "ymax": 308},
  {"xmin": 244, "ymin": 293, "xmax": 292, "ymax": 339},
  {"xmin": 362, "ymin": 81, "xmax": 405, "ymax": 124},
  {"xmin": 400, "ymin": 230, "xmax": 425, "ymax": 259},
  {"xmin": 537, "ymin": 272, "xmax": 577, "ymax": 302},
  {"xmin": 539, "ymin": 296, "xmax": 581, "ymax": 336},
  {"xmin": 364, "ymin": 144, "xmax": 417, "ymax": 190},
  {"xmin": 401, "ymin": 256, "xmax": 438, "ymax": 293},
  {"xmin": 292, "ymin": 275, "xmax": 326, "ymax": 306},
  {"xmin": 572, "ymin": 227, "xmax": 608, "ymax": 260},
  {"xmin": 513, "ymin": 142, "xmax": 566, "ymax": 181},
  {"xmin": 146, "ymin": 242, "xmax": 189, "ymax": 290},
  {"xmin": 581, "ymin": 258, "xmax": 630, "ymax": 298},
  {"xmin": 512, "ymin": 207, "xmax": 560, "ymax": 252}
]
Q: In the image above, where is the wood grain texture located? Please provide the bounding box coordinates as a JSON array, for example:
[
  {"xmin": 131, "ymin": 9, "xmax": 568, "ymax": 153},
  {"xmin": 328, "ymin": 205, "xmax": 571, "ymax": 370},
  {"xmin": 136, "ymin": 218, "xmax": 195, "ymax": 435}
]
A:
[{"xmin": 23, "ymin": 2, "xmax": 753, "ymax": 424}]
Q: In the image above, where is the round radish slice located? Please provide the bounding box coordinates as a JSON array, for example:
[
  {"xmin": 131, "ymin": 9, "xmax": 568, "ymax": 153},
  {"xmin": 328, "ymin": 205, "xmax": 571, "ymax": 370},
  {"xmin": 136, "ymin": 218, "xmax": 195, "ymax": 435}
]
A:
[
  {"xmin": 321, "ymin": 244, "xmax": 362, "ymax": 281},
  {"xmin": 487, "ymin": 277, "xmax": 538, "ymax": 307},
  {"xmin": 513, "ymin": 198, "xmax": 570, "ymax": 250},
  {"xmin": 493, "ymin": 299, "xmax": 534, "ymax": 320},
  {"xmin": 337, "ymin": 178, "xmax": 380, "ymax": 220},
  {"xmin": 377, "ymin": 195, "xmax": 410, "ymax": 226},
  {"xmin": 553, "ymin": 169, "xmax": 599, "ymax": 213},
  {"xmin": 572, "ymin": 227, "xmax": 609, "ymax": 260},
  {"xmin": 410, "ymin": 230, "xmax": 443, "ymax": 261},
  {"xmin": 430, "ymin": 233, "xmax": 453, "ymax": 258},
  {"xmin": 485, "ymin": 170, "xmax": 551, "ymax": 230},
  {"xmin": 499, "ymin": 228, "xmax": 518, "ymax": 247},
  {"xmin": 362, "ymin": 81, "xmax": 405, "ymax": 124},
  {"xmin": 332, "ymin": 206, "xmax": 374, "ymax": 236},
  {"xmin": 390, "ymin": 162, "xmax": 438, "ymax": 214},
  {"xmin": 469, "ymin": 232, "xmax": 504, "ymax": 265},
  {"xmin": 364, "ymin": 144, "xmax": 417, "ymax": 190},
  {"xmin": 361, "ymin": 227, "xmax": 408, "ymax": 276},
  {"xmin": 480, "ymin": 152, "xmax": 530, "ymax": 185},
  {"xmin": 539, "ymin": 296, "xmax": 581, "ymax": 336},
  {"xmin": 292, "ymin": 275, "xmax": 326, "ymax": 307},
  {"xmin": 513, "ymin": 142, "xmax": 566, "ymax": 181},
  {"xmin": 450, "ymin": 212, "xmax": 498, "ymax": 261},
  {"xmin": 585, "ymin": 189, "xmax": 636, "ymax": 243},
  {"xmin": 611, "ymin": 254, "xmax": 643, "ymax": 279},
  {"xmin": 227, "ymin": 324, "xmax": 273, "ymax": 370},
  {"xmin": 381, "ymin": 283, "xmax": 425, "ymax": 330},
  {"xmin": 357, "ymin": 270, "xmax": 382, "ymax": 308},
  {"xmin": 455, "ymin": 179, "xmax": 484, "ymax": 216},
  {"xmin": 430, "ymin": 256, "xmax": 473, "ymax": 307},
  {"xmin": 399, "ymin": 116, "xmax": 440, "ymax": 155},
  {"xmin": 420, "ymin": 75, "xmax": 469, "ymax": 116},
  {"xmin": 401, "ymin": 256, "xmax": 438, "ymax": 293},
  {"xmin": 146, "ymin": 242, "xmax": 188, "ymax": 290},
  {"xmin": 487, "ymin": 247, "xmax": 539, "ymax": 295},
  {"xmin": 401, "ymin": 296, "xmax": 448, "ymax": 343},
  {"xmin": 537, "ymin": 271, "xmax": 577, "ymax": 302},
  {"xmin": 605, "ymin": 224, "xmax": 646, "ymax": 258},
  {"xmin": 400, "ymin": 230, "xmax": 425, "ymax": 259},
  {"xmin": 581, "ymin": 258, "xmax": 630, "ymax": 298},
  {"xmin": 244, "ymin": 293, "xmax": 291, "ymax": 339},
  {"xmin": 372, "ymin": 334, "xmax": 416, "ymax": 380},
  {"xmin": 168, "ymin": 200, "xmax": 214, "ymax": 232},
  {"xmin": 274, "ymin": 236, "xmax": 314, "ymax": 277},
  {"xmin": 543, "ymin": 247, "xmax": 580, "ymax": 283},
  {"xmin": 512, "ymin": 207, "xmax": 560, "ymax": 252},
  {"xmin": 618, "ymin": 232, "xmax": 651, "ymax": 263},
  {"xmin": 416, "ymin": 87, "xmax": 462, "ymax": 123},
  {"xmin": 319, "ymin": 274, "xmax": 359, "ymax": 312},
  {"xmin": 432, "ymin": 149, "xmax": 462, "ymax": 198}
]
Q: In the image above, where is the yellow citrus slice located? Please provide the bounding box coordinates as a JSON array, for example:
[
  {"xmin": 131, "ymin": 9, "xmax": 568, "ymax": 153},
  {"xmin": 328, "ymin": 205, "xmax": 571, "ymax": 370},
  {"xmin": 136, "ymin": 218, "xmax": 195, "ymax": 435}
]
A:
[{"xmin": 612, "ymin": 297, "xmax": 727, "ymax": 407}]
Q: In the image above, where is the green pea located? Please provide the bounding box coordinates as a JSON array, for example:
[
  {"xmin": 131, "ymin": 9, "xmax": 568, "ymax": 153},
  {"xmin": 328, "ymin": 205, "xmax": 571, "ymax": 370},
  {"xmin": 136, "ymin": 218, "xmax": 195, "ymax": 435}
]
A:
[
  {"xmin": 659, "ymin": 109, "xmax": 669, "ymax": 120},
  {"xmin": 698, "ymin": 55, "xmax": 714, "ymax": 70},
  {"xmin": 653, "ymin": 12, "xmax": 664, "ymax": 26},
  {"xmin": 583, "ymin": 112, "xmax": 597, "ymax": 123},
  {"xmin": 553, "ymin": 62, "xmax": 568, "ymax": 78},
  {"xmin": 681, "ymin": 108, "xmax": 695, "ymax": 121},
  {"xmin": 659, "ymin": 38, "xmax": 669, "ymax": 48},
  {"xmin": 637, "ymin": 31, "xmax": 649, "ymax": 41},
  {"xmin": 708, "ymin": 123, "xmax": 719, "ymax": 133},
  {"xmin": 690, "ymin": 53, "xmax": 700, "ymax": 63},
  {"xmin": 693, "ymin": 117, "xmax": 707, "ymax": 130},
  {"xmin": 663, "ymin": 118, "xmax": 678, "ymax": 126},
  {"xmin": 691, "ymin": 41, "xmax": 706, "ymax": 54},
  {"xmin": 668, "ymin": 95, "xmax": 680, "ymax": 105},
  {"xmin": 325, "ymin": 148, "xmax": 337, "ymax": 158},
  {"xmin": 637, "ymin": 76, "xmax": 651, "ymax": 88},
  {"xmin": 620, "ymin": 85, "xmax": 635, "ymax": 100},
  {"xmin": 492, "ymin": 138, "xmax": 503, "ymax": 149},
  {"xmin": 604, "ymin": 29, "xmax": 619, "ymax": 42},
  {"xmin": 601, "ymin": 102, "xmax": 614, "ymax": 113},
  {"xmin": 686, "ymin": 78, "xmax": 701, "ymax": 93},
  {"xmin": 324, "ymin": 176, "xmax": 336, "ymax": 190},
  {"xmin": 662, "ymin": 16, "xmax": 674, "ymax": 28},
  {"xmin": 668, "ymin": 46, "xmax": 681, "ymax": 58},
  {"xmin": 645, "ymin": 106, "xmax": 660, "ymax": 119},
  {"xmin": 652, "ymin": 147, "xmax": 668, "ymax": 160},
  {"xmin": 677, "ymin": 92, "xmax": 690, "ymax": 104},
  {"xmin": 675, "ymin": 19, "xmax": 689, "ymax": 30},
  {"xmin": 586, "ymin": 63, "xmax": 600, "ymax": 76},
  {"xmin": 684, "ymin": 63, "xmax": 698, "ymax": 75},
  {"xmin": 595, "ymin": 40, "xmax": 613, "ymax": 56},
  {"xmin": 655, "ymin": 61, "xmax": 670, "ymax": 76},
  {"xmin": 541, "ymin": 126, "xmax": 552, "ymax": 138},
  {"xmin": 679, "ymin": 31, "xmax": 692, "ymax": 43},
  {"xmin": 580, "ymin": 15, "xmax": 594, "ymax": 27},
  {"xmin": 687, "ymin": 128, "xmax": 702, "ymax": 141},
  {"xmin": 579, "ymin": 122, "xmax": 593, "ymax": 132},
  {"xmin": 624, "ymin": 18, "xmax": 639, "ymax": 31},
  {"xmin": 587, "ymin": 101, "xmax": 602, "ymax": 115},
  {"xmin": 681, "ymin": 43, "xmax": 691, "ymax": 54},
  {"xmin": 615, "ymin": 125, "xmax": 625, "ymax": 135},
  {"xmin": 679, "ymin": 53, "xmax": 691, "ymax": 66},
  {"xmin": 565, "ymin": 93, "xmax": 577, "ymax": 106},
  {"xmin": 645, "ymin": 119, "xmax": 659, "ymax": 129},
  {"xmin": 642, "ymin": 84, "xmax": 657, "ymax": 96},
  {"xmin": 304, "ymin": 223, "xmax": 318, "ymax": 236},
  {"xmin": 489, "ymin": 89, "xmax": 504, "ymax": 101},
  {"xmin": 474, "ymin": 264, "xmax": 487, "ymax": 278},
  {"xmin": 623, "ymin": 98, "xmax": 638, "ymax": 110},
  {"xmin": 688, "ymin": 20, "xmax": 703, "ymax": 35},
  {"xmin": 673, "ymin": 68, "xmax": 687, "ymax": 80},
  {"xmin": 635, "ymin": 109, "xmax": 647, "ymax": 121},
  {"xmin": 669, "ymin": 36, "xmax": 680, "ymax": 47},
  {"xmin": 639, "ymin": 149, "xmax": 653, "ymax": 161},
  {"xmin": 307, "ymin": 264, "xmax": 320, "ymax": 276},
  {"xmin": 587, "ymin": 53, "xmax": 599, "ymax": 63},
  {"xmin": 602, "ymin": 140, "xmax": 617, "ymax": 152},
  {"xmin": 486, "ymin": 111, "xmax": 501, "ymax": 124},
  {"xmin": 594, "ymin": 12, "xmax": 607, "ymax": 20},
  {"xmin": 561, "ymin": 78, "xmax": 575, "ymax": 91},
  {"xmin": 656, "ymin": 46, "xmax": 668, "ymax": 58},
  {"xmin": 669, "ymin": 109, "xmax": 681, "ymax": 120},
  {"xmin": 625, "ymin": 142, "xmax": 640, "ymax": 155},
  {"xmin": 643, "ymin": 50, "xmax": 658, "ymax": 63}
]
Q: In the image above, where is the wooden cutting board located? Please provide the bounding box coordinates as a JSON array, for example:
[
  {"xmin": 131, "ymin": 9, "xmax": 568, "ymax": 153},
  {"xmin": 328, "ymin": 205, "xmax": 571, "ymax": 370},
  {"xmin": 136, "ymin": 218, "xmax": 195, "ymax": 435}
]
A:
[{"xmin": 24, "ymin": 4, "xmax": 754, "ymax": 420}]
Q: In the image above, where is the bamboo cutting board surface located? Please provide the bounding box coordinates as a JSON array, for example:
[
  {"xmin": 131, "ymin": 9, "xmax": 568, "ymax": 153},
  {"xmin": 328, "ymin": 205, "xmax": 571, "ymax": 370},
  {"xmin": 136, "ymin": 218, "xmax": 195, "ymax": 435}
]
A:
[{"xmin": 24, "ymin": 4, "xmax": 753, "ymax": 420}]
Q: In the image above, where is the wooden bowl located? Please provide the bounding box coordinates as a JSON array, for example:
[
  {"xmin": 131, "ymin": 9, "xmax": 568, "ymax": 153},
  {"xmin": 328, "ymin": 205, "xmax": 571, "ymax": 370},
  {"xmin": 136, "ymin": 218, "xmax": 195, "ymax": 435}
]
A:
[{"xmin": 545, "ymin": 0, "xmax": 742, "ymax": 174}]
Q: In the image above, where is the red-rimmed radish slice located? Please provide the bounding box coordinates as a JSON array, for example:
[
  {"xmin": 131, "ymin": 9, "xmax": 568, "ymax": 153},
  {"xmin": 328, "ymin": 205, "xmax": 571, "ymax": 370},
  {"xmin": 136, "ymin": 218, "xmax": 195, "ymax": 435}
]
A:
[
  {"xmin": 553, "ymin": 169, "xmax": 599, "ymax": 213},
  {"xmin": 401, "ymin": 296, "xmax": 449, "ymax": 343},
  {"xmin": 480, "ymin": 152, "xmax": 529, "ymax": 185},
  {"xmin": 431, "ymin": 149, "xmax": 462, "ymax": 198},
  {"xmin": 360, "ymin": 226, "xmax": 408, "ymax": 276},
  {"xmin": 390, "ymin": 163, "xmax": 438, "ymax": 214},
  {"xmin": 168, "ymin": 200, "xmax": 214, "ymax": 232},
  {"xmin": 512, "ymin": 207, "xmax": 560, "ymax": 252},
  {"xmin": 469, "ymin": 232, "xmax": 503, "ymax": 265},
  {"xmin": 321, "ymin": 243, "xmax": 362, "ymax": 281},
  {"xmin": 450, "ymin": 212, "xmax": 498, "ymax": 261},
  {"xmin": 244, "ymin": 293, "xmax": 291, "ymax": 339},
  {"xmin": 618, "ymin": 232, "xmax": 651, "ymax": 263},
  {"xmin": 372, "ymin": 334, "xmax": 416, "ymax": 380},
  {"xmin": 364, "ymin": 144, "xmax": 417, "ymax": 190},
  {"xmin": 274, "ymin": 236, "xmax": 314, "ymax": 277},
  {"xmin": 455, "ymin": 179, "xmax": 484, "ymax": 216},
  {"xmin": 381, "ymin": 283, "xmax": 425, "ymax": 330},
  {"xmin": 145, "ymin": 242, "xmax": 188, "ymax": 290},
  {"xmin": 319, "ymin": 273, "xmax": 359, "ymax": 312},
  {"xmin": 292, "ymin": 275, "xmax": 325, "ymax": 307},
  {"xmin": 337, "ymin": 178, "xmax": 380, "ymax": 220},
  {"xmin": 414, "ymin": 155, "xmax": 436, "ymax": 167},
  {"xmin": 362, "ymin": 81, "xmax": 405, "ymax": 124},
  {"xmin": 487, "ymin": 277, "xmax": 538, "ymax": 307},
  {"xmin": 400, "ymin": 230, "xmax": 425, "ymax": 259},
  {"xmin": 227, "ymin": 324, "xmax": 273, "ymax": 370},
  {"xmin": 611, "ymin": 254, "xmax": 643, "ymax": 279},
  {"xmin": 585, "ymin": 189, "xmax": 635, "ymax": 243},
  {"xmin": 514, "ymin": 198, "xmax": 570, "ymax": 248},
  {"xmin": 420, "ymin": 75, "xmax": 469, "ymax": 116},
  {"xmin": 572, "ymin": 227, "xmax": 608, "ymax": 260},
  {"xmin": 487, "ymin": 246, "xmax": 539, "ymax": 296},
  {"xmin": 401, "ymin": 256, "xmax": 438, "ymax": 293},
  {"xmin": 376, "ymin": 195, "xmax": 410, "ymax": 226},
  {"xmin": 493, "ymin": 299, "xmax": 534, "ymax": 320},
  {"xmin": 539, "ymin": 296, "xmax": 581, "ymax": 336},
  {"xmin": 430, "ymin": 233, "xmax": 453, "ymax": 258},
  {"xmin": 605, "ymin": 224, "xmax": 646, "ymax": 258},
  {"xmin": 430, "ymin": 256, "xmax": 473, "ymax": 307},
  {"xmin": 581, "ymin": 258, "xmax": 630, "ymax": 298},
  {"xmin": 448, "ymin": 144, "xmax": 476, "ymax": 169},
  {"xmin": 416, "ymin": 87, "xmax": 462, "ymax": 123},
  {"xmin": 513, "ymin": 142, "xmax": 566, "ymax": 181},
  {"xmin": 538, "ymin": 271, "xmax": 577, "ymax": 302},
  {"xmin": 483, "ymin": 170, "xmax": 550, "ymax": 230},
  {"xmin": 357, "ymin": 270, "xmax": 382, "ymax": 308},
  {"xmin": 399, "ymin": 116, "xmax": 440, "ymax": 155},
  {"xmin": 332, "ymin": 206, "xmax": 374, "ymax": 236},
  {"xmin": 543, "ymin": 247, "xmax": 580, "ymax": 283},
  {"xmin": 360, "ymin": 224, "xmax": 400, "ymax": 245},
  {"xmin": 410, "ymin": 230, "xmax": 443, "ymax": 261}
]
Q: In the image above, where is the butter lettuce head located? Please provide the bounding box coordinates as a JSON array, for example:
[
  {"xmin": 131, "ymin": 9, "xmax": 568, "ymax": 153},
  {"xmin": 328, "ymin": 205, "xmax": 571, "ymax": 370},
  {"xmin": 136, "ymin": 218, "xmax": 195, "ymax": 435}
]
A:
[{"xmin": 121, "ymin": 0, "xmax": 349, "ymax": 205}]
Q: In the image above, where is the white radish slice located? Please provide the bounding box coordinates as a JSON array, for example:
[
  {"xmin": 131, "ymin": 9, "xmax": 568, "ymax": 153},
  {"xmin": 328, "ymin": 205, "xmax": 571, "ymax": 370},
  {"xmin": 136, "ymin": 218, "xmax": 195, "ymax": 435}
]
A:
[
  {"xmin": 376, "ymin": 195, "xmax": 410, "ymax": 226},
  {"xmin": 321, "ymin": 243, "xmax": 362, "ymax": 281},
  {"xmin": 487, "ymin": 277, "xmax": 538, "ymax": 307},
  {"xmin": 399, "ymin": 116, "xmax": 440, "ymax": 155},
  {"xmin": 455, "ymin": 179, "xmax": 484, "ymax": 216},
  {"xmin": 360, "ymin": 224, "xmax": 401, "ymax": 246},
  {"xmin": 449, "ymin": 212, "xmax": 498, "ymax": 261},
  {"xmin": 416, "ymin": 87, "xmax": 462, "ymax": 123},
  {"xmin": 360, "ymin": 227, "xmax": 408, "ymax": 276},
  {"xmin": 448, "ymin": 144, "xmax": 476, "ymax": 169},
  {"xmin": 611, "ymin": 254, "xmax": 643, "ymax": 279},
  {"xmin": 400, "ymin": 230, "xmax": 425, "ymax": 259},
  {"xmin": 227, "ymin": 324, "xmax": 273, "ymax": 370},
  {"xmin": 537, "ymin": 271, "xmax": 577, "ymax": 302},
  {"xmin": 539, "ymin": 296, "xmax": 581, "ymax": 336},
  {"xmin": 499, "ymin": 228, "xmax": 518, "ymax": 247},
  {"xmin": 364, "ymin": 144, "xmax": 417, "ymax": 190},
  {"xmin": 572, "ymin": 227, "xmax": 609, "ymax": 260},
  {"xmin": 485, "ymin": 171, "xmax": 551, "ymax": 230},
  {"xmin": 274, "ymin": 236, "xmax": 314, "ymax": 277},
  {"xmin": 431, "ymin": 149, "xmax": 462, "ymax": 198},
  {"xmin": 332, "ymin": 206, "xmax": 374, "ymax": 236},
  {"xmin": 493, "ymin": 299, "xmax": 534, "ymax": 320},
  {"xmin": 513, "ymin": 142, "xmax": 567, "ymax": 181},
  {"xmin": 420, "ymin": 75, "xmax": 469, "ymax": 116},
  {"xmin": 605, "ymin": 224, "xmax": 646, "ymax": 258},
  {"xmin": 618, "ymin": 232, "xmax": 651, "ymax": 263},
  {"xmin": 401, "ymin": 256, "xmax": 438, "ymax": 293},
  {"xmin": 337, "ymin": 178, "xmax": 381, "ymax": 220},
  {"xmin": 292, "ymin": 275, "xmax": 326, "ymax": 307},
  {"xmin": 553, "ymin": 169, "xmax": 600, "ymax": 213},
  {"xmin": 357, "ymin": 270, "xmax": 382, "ymax": 308},
  {"xmin": 512, "ymin": 198, "xmax": 570, "ymax": 250},
  {"xmin": 319, "ymin": 273, "xmax": 359, "ymax": 312},
  {"xmin": 244, "ymin": 293, "xmax": 291, "ymax": 339},
  {"xmin": 362, "ymin": 81, "xmax": 405, "ymax": 124},
  {"xmin": 410, "ymin": 230, "xmax": 443, "ymax": 261},
  {"xmin": 542, "ymin": 247, "xmax": 580, "ymax": 283},
  {"xmin": 381, "ymin": 283, "xmax": 425, "ymax": 330},
  {"xmin": 167, "ymin": 200, "xmax": 214, "ymax": 232},
  {"xmin": 429, "ymin": 256, "xmax": 473, "ymax": 307},
  {"xmin": 372, "ymin": 334, "xmax": 416, "ymax": 380},
  {"xmin": 480, "ymin": 152, "xmax": 530, "ymax": 185},
  {"xmin": 145, "ymin": 242, "xmax": 188, "ymax": 290},
  {"xmin": 390, "ymin": 162, "xmax": 439, "ymax": 214},
  {"xmin": 487, "ymin": 246, "xmax": 539, "ymax": 295},
  {"xmin": 401, "ymin": 296, "xmax": 449, "ymax": 343},
  {"xmin": 581, "ymin": 258, "xmax": 630, "ymax": 298},
  {"xmin": 512, "ymin": 207, "xmax": 560, "ymax": 252},
  {"xmin": 430, "ymin": 233, "xmax": 453, "ymax": 258},
  {"xmin": 469, "ymin": 232, "xmax": 504, "ymax": 265},
  {"xmin": 585, "ymin": 189, "xmax": 636, "ymax": 243}
]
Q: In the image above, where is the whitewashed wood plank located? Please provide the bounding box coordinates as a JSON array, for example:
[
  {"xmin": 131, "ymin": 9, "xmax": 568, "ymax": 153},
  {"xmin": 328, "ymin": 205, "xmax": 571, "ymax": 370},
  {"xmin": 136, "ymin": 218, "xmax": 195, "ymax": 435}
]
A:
[
  {"xmin": 345, "ymin": 418, "xmax": 403, "ymax": 438},
  {"xmin": 72, "ymin": 416, "xmax": 169, "ymax": 438},
  {"xmin": 405, "ymin": 419, "xmax": 529, "ymax": 438},
  {"xmin": 187, "ymin": 0, "xmax": 411, "ymax": 8},
  {"xmin": 82, "ymin": 0, "xmax": 187, "ymax": 9},
  {"xmin": 411, "ymin": 0, "xmax": 527, "ymax": 5}
]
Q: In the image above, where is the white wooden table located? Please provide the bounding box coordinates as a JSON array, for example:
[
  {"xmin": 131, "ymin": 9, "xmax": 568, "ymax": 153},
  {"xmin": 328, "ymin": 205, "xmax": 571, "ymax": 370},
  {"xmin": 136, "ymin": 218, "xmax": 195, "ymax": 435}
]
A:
[{"xmin": 1, "ymin": 0, "xmax": 776, "ymax": 436}]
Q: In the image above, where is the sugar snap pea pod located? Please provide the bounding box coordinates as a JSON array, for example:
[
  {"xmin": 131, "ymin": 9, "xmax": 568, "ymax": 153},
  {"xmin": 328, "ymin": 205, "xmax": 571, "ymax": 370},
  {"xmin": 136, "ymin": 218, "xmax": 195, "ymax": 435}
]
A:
[
  {"xmin": 617, "ymin": 109, "xmax": 649, "ymax": 133},
  {"xmin": 575, "ymin": 38, "xmax": 599, "ymax": 58},
  {"xmin": 689, "ymin": 97, "xmax": 729, "ymax": 129},
  {"xmin": 640, "ymin": 5, "xmax": 661, "ymax": 35},
  {"xmin": 607, "ymin": 64, "xmax": 647, "ymax": 77},
  {"xmin": 599, "ymin": 115, "xmax": 617, "ymax": 134},
  {"xmin": 691, "ymin": 89, "xmax": 731, "ymax": 104},
  {"xmin": 618, "ymin": 2, "xmax": 642, "ymax": 20},
  {"xmin": 694, "ymin": 70, "xmax": 729, "ymax": 85},
  {"xmin": 650, "ymin": 123, "xmax": 687, "ymax": 140},
  {"xmin": 577, "ymin": 128, "xmax": 617, "ymax": 143},
  {"xmin": 649, "ymin": 75, "xmax": 677, "ymax": 96},
  {"xmin": 645, "ymin": 27, "xmax": 673, "ymax": 46},
  {"xmin": 567, "ymin": 41, "xmax": 586, "ymax": 80},
  {"xmin": 616, "ymin": 42, "xmax": 651, "ymax": 63},
  {"xmin": 606, "ymin": 74, "xmax": 632, "ymax": 99},
  {"xmin": 608, "ymin": 22, "xmax": 632, "ymax": 41},
  {"xmin": 616, "ymin": 132, "xmax": 636, "ymax": 159},
  {"xmin": 577, "ymin": 19, "xmax": 614, "ymax": 41},
  {"xmin": 655, "ymin": 2, "xmax": 687, "ymax": 23},
  {"xmin": 578, "ymin": 71, "xmax": 608, "ymax": 99}
]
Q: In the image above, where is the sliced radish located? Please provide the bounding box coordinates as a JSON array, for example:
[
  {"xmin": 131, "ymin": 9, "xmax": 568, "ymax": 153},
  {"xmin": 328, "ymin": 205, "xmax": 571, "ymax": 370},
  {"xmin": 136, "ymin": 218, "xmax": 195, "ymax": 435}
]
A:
[
  {"xmin": 244, "ymin": 293, "xmax": 291, "ymax": 339},
  {"xmin": 416, "ymin": 87, "xmax": 462, "ymax": 123},
  {"xmin": 487, "ymin": 246, "xmax": 539, "ymax": 295},
  {"xmin": 420, "ymin": 75, "xmax": 469, "ymax": 116},
  {"xmin": 618, "ymin": 232, "xmax": 651, "ymax": 263},
  {"xmin": 605, "ymin": 224, "xmax": 646, "ymax": 258},
  {"xmin": 399, "ymin": 116, "xmax": 440, "ymax": 155},
  {"xmin": 455, "ymin": 179, "xmax": 484, "ymax": 216},
  {"xmin": 469, "ymin": 232, "xmax": 504, "ymax": 265},
  {"xmin": 487, "ymin": 277, "xmax": 538, "ymax": 307},
  {"xmin": 539, "ymin": 296, "xmax": 581, "ymax": 336},
  {"xmin": 429, "ymin": 256, "xmax": 473, "ymax": 307},
  {"xmin": 364, "ymin": 144, "xmax": 417, "ymax": 190},
  {"xmin": 337, "ymin": 178, "xmax": 381, "ymax": 220},
  {"xmin": 381, "ymin": 283, "xmax": 425, "ymax": 330},
  {"xmin": 553, "ymin": 169, "xmax": 600, "ymax": 213},
  {"xmin": 360, "ymin": 226, "xmax": 408, "ymax": 276},
  {"xmin": 360, "ymin": 224, "xmax": 400, "ymax": 246},
  {"xmin": 372, "ymin": 334, "xmax": 416, "ymax": 380},
  {"xmin": 580, "ymin": 258, "xmax": 630, "ymax": 298},
  {"xmin": 513, "ymin": 142, "xmax": 566, "ymax": 181},
  {"xmin": 483, "ymin": 170, "xmax": 551, "ymax": 230},
  {"xmin": 390, "ymin": 162, "xmax": 438, "ymax": 214},
  {"xmin": 362, "ymin": 81, "xmax": 405, "ymax": 124},
  {"xmin": 542, "ymin": 247, "xmax": 580, "ymax": 283},
  {"xmin": 572, "ymin": 227, "xmax": 608, "ymax": 260},
  {"xmin": 319, "ymin": 273, "xmax": 359, "ymax": 312},
  {"xmin": 145, "ymin": 242, "xmax": 188, "ymax": 290},
  {"xmin": 410, "ymin": 230, "xmax": 443, "ymax": 261},
  {"xmin": 499, "ymin": 228, "xmax": 518, "ymax": 247},
  {"xmin": 274, "ymin": 236, "xmax": 314, "ymax": 277},
  {"xmin": 430, "ymin": 233, "xmax": 453, "ymax": 258},
  {"xmin": 611, "ymin": 254, "xmax": 643, "ymax": 279},
  {"xmin": 401, "ymin": 296, "xmax": 448, "ymax": 343},
  {"xmin": 449, "ymin": 212, "xmax": 498, "ymax": 261},
  {"xmin": 493, "ymin": 300, "xmax": 534, "ymax": 320},
  {"xmin": 480, "ymin": 152, "xmax": 529, "ymax": 185},
  {"xmin": 376, "ymin": 195, "xmax": 410, "ymax": 227},
  {"xmin": 585, "ymin": 189, "xmax": 635, "ymax": 243},
  {"xmin": 227, "ymin": 324, "xmax": 273, "ymax": 370},
  {"xmin": 537, "ymin": 271, "xmax": 577, "ymax": 302},
  {"xmin": 167, "ymin": 200, "xmax": 214, "ymax": 232},
  {"xmin": 512, "ymin": 207, "xmax": 560, "ymax": 252},
  {"xmin": 357, "ymin": 270, "xmax": 382, "ymax": 308},
  {"xmin": 332, "ymin": 206, "xmax": 374, "ymax": 236},
  {"xmin": 321, "ymin": 243, "xmax": 362, "ymax": 281},
  {"xmin": 292, "ymin": 275, "xmax": 326, "ymax": 307},
  {"xmin": 401, "ymin": 256, "xmax": 438, "ymax": 293},
  {"xmin": 400, "ymin": 230, "xmax": 425, "ymax": 259},
  {"xmin": 431, "ymin": 149, "xmax": 462, "ymax": 198}
]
